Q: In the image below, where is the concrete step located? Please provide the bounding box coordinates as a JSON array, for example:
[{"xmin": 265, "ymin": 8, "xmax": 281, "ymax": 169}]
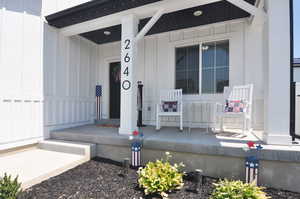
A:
[{"xmin": 38, "ymin": 139, "xmax": 96, "ymax": 160}]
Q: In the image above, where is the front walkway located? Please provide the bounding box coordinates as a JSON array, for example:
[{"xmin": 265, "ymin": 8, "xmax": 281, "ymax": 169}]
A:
[{"xmin": 0, "ymin": 144, "xmax": 92, "ymax": 189}]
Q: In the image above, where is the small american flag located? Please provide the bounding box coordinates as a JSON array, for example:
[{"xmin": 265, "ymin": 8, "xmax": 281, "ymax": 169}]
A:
[
  {"xmin": 96, "ymin": 85, "xmax": 102, "ymax": 120},
  {"xmin": 131, "ymin": 142, "xmax": 141, "ymax": 167}
]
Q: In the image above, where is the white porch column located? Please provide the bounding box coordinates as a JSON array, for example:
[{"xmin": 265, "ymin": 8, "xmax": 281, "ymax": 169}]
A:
[
  {"xmin": 119, "ymin": 15, "xmax": 138, "ymax": 135},
  {"xmin": 263, "ymin": 0, "xmax": 292, "ymax": 144}
]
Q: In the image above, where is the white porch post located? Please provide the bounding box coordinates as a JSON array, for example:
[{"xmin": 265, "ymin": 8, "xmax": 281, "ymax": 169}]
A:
[
  {"xmin": 119, "ymin": 15, "xmax": 138, "ymax": 135},
  {"xmin": 263, "ymin": 0, "xmax": 291, "ymax": 144}
]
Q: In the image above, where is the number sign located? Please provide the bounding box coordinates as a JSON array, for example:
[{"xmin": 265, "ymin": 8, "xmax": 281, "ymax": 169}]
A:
[{"xmin": 122, "ymin": 38, "xmax": 132, "ymax": 91}]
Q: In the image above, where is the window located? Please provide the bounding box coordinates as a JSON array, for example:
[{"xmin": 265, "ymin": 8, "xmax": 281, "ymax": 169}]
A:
[
  {"xmin": 175, "ymin": 45, "xmax": 199, "ymax": 94},
  {"xmin": 175, "ymin": 40, "xmax": 229, "ymax": 95},
  {"xmin": 202, "ymin": 40, "xmax": 229, "ymax": 94}
]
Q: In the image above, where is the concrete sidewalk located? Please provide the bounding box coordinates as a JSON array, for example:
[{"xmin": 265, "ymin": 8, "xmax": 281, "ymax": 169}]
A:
[{"xmin": 0, "ymin": 145, "xmax": 92, "ymax": 189}]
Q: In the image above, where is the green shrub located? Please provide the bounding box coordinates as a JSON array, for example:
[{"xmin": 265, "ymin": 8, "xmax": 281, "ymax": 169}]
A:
[
  {"xmin": 0, "ymin": 173, "xmax": 22, "ymax": 199},
  {"xmin": 137, "ymin": 152, "xmax": 184, "ymax": 199},
  {"xmin": 210, "ymin": 179, "xmax": 270, "ymax": 199}
]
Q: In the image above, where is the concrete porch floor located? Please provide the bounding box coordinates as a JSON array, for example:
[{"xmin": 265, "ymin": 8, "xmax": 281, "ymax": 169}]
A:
[{"xmin": 51, "ymin": 125, "xmax": 300, "ymax": 162}]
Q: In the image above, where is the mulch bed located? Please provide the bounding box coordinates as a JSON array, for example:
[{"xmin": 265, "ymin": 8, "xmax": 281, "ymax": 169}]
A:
[{"xmin": 19, "ymin": 158, "xmax": 300, "ymax": 199}]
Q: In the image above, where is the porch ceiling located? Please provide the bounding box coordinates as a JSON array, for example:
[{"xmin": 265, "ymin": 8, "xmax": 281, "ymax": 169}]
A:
[{"xmin": 46, "ymin": 0, "xmax": 255, "ymax": 45}]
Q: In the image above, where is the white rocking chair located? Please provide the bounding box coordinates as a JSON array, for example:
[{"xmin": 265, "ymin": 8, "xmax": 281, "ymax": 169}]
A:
[
  {"xmin": 217, "ymin": 84, "xmax": 254, "ymax": 135},
  {"xmin": 156, "ymin": 89, "xmax": 183, "ymax": 131}
]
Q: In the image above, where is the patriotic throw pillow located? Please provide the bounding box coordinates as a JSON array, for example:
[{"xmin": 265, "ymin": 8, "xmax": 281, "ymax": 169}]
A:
[
  {"xmin": 225, "ymin": 100, "xmax": 245, "ymax": 113},
  {"xmin": 162, "ymin": 101, "xmax": 178, "ymax": 112}
]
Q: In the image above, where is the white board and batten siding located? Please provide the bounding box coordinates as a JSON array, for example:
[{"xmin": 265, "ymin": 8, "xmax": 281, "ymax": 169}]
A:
[
  {"xmin": 43, "ymin": 25, "xmax": 99, "ymax": 136},
  {"xmin": 0, "ymin": 0, "xmax": 43, "ymax": 150},
  {"xmin": 42, "ymin": 0, "xmax": 99, "ymax": 137},
  {"xmin": 98, "ymin": 20, "xmax": 265, "ymax": 130},
  {"xmin": 0, "ymin": 0, "xmax": 96, "ymax": 150}
]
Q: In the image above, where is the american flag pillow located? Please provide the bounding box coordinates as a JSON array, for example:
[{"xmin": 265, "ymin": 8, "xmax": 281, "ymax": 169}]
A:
[
  {"xmin": 225, "ymin": 100, "xmax": 245, "ymax": 113},
  {"xmin": 162, "ymin": 101, "xmax": 178, "ymax": 112}
]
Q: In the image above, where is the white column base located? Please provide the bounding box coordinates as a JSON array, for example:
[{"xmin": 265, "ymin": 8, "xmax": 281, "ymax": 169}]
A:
[{"xmin": 263, "ymin": 133, "xmax": 292, "ymax": 145}]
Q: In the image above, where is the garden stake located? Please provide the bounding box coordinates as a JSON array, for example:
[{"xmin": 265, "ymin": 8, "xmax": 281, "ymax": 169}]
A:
[
  {"xmin": 130, "ymin": 130, "xmax": 143, "ymax": 168},
  {"xmin": 195, "ymin": 169, "xmax": 203, "ymax": 192},
  {"xmin": 123, "ymin": 158, "xmax": 130, "ymax": 177},
  {"xmin": 245, "ymin": 142, "xmax": 263, "ymax": 185}
]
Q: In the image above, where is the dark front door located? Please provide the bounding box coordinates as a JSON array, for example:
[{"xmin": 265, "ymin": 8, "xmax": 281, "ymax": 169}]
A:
[{"xmin": 109, "ymin": 62, "xmax": 121, "ymax": 119}]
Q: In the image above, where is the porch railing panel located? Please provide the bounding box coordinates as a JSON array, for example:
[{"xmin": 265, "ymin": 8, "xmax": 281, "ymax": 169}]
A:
[{"xmin": 0, "ymin": 97, "xmax": 43, "ymax": 150}]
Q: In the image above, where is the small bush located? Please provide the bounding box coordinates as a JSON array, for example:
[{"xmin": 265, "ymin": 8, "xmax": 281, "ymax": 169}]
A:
[
  {"xmin": 210, "ymin": 179, "xmax": 270, "ymax": 199},
  {"xmin": 0, "ymin": 173, "xmax": 22, "ymax": 199},
  {"xmin": 137, "ymin": 152, "xmax": 184, "ymax": 199}
]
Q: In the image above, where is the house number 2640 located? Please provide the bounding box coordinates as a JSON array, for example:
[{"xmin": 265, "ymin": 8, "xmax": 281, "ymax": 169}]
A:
[{"xmin": 122, "ymin": 39, "xmax": 131, "ymax": 91}]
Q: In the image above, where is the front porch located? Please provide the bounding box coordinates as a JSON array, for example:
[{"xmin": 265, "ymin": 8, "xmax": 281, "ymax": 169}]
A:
[
  {"xmin": 44, "ymin": 0, "xmax": 292, "ymax": 145},
  {"xmin": 43, "ymin": 0, "xmax": 293, "ymax": 158},
  {"xmin": 50, "ymin": 124, "xmax": 300, "ymax": 192}
]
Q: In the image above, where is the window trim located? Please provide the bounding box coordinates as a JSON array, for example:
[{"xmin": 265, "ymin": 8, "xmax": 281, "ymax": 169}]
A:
[{"xmin": 173, "ymin": 38, "xmax": 231, "ymax": 97}]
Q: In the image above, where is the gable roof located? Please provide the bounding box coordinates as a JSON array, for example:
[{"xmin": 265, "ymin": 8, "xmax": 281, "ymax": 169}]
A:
[{"xmin": 46, "ymin": 0, "xmax": 162, "ymax": 28}]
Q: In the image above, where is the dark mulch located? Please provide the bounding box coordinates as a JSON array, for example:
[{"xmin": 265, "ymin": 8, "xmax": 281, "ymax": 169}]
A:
[{"xmin": 19, "ymin": 158, "xmax": 300, "ymax": 199}]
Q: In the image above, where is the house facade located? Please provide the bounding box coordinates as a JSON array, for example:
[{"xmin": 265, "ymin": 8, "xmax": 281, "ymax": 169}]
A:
[
  {"xmin": 294, "ymin": 58, "xmax": 300, "ymax": 81},
  {"xmin": 0, "ymin": 0, "xmax": 293, "ymax": 150}
]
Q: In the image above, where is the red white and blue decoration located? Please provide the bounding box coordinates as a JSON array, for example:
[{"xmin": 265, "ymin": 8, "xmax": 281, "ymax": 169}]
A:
[
  {"xmin": 244, "ymin": 142, "xmax": 263, "ymax": 185},
  {"xmin": 131, "ymin": 142, "xmax": 141, "ymax": 167},
  {"xmin": 130, "ymin": 130, "xmax": 143, "ymax": 167},
  {"xmin": 225, "ymin": 100, "xmax": 245, "ymax": 113},
  {"xmin": 162, "ymin": 101, "xmax": 178, "ymax": 112},
  {"xmin": 96, "ymin": 85, "xmax": 102, "ymax": 120}
]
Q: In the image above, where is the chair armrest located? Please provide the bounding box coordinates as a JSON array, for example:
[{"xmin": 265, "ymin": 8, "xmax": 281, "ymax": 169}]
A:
[
  {"xmin": 216, "ymin": 102, "xmax": 223, "ymax": 106},
  {"xmin": 244, "ymin": 102, "xmax": 252, "ymax": 114},
  {"xmin": 177, "ymin": 101, "xmax": 182, "ymax": 112},
  {"xmin": 157, "ymin": 103, "xmax": 161, "ymax": 113},
  {"xmin": 215, "ymin": 102, "xmax": 224, "ymax": 114}
]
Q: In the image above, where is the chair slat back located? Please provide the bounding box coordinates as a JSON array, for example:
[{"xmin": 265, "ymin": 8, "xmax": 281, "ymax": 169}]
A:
[
  {"xmin": 225, "ymin": 84, "xmax": 253, "ymax": 103},
  {"xmin": 160, "ymin": 89, "xmax": 182, "ymax": 103}
]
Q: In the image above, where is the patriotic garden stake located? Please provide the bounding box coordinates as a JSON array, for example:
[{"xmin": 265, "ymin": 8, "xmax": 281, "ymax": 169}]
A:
[
  {"xmin": 95, "ymin": 85, "xmax": 102, "ymax": 120},
  {"xmin": 130, "ymin": 130, "xmax": 144, "ymax": 168},
  {"xmin": 244, "ymin": 141, "xmax": 263, "ymax": 185}
]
